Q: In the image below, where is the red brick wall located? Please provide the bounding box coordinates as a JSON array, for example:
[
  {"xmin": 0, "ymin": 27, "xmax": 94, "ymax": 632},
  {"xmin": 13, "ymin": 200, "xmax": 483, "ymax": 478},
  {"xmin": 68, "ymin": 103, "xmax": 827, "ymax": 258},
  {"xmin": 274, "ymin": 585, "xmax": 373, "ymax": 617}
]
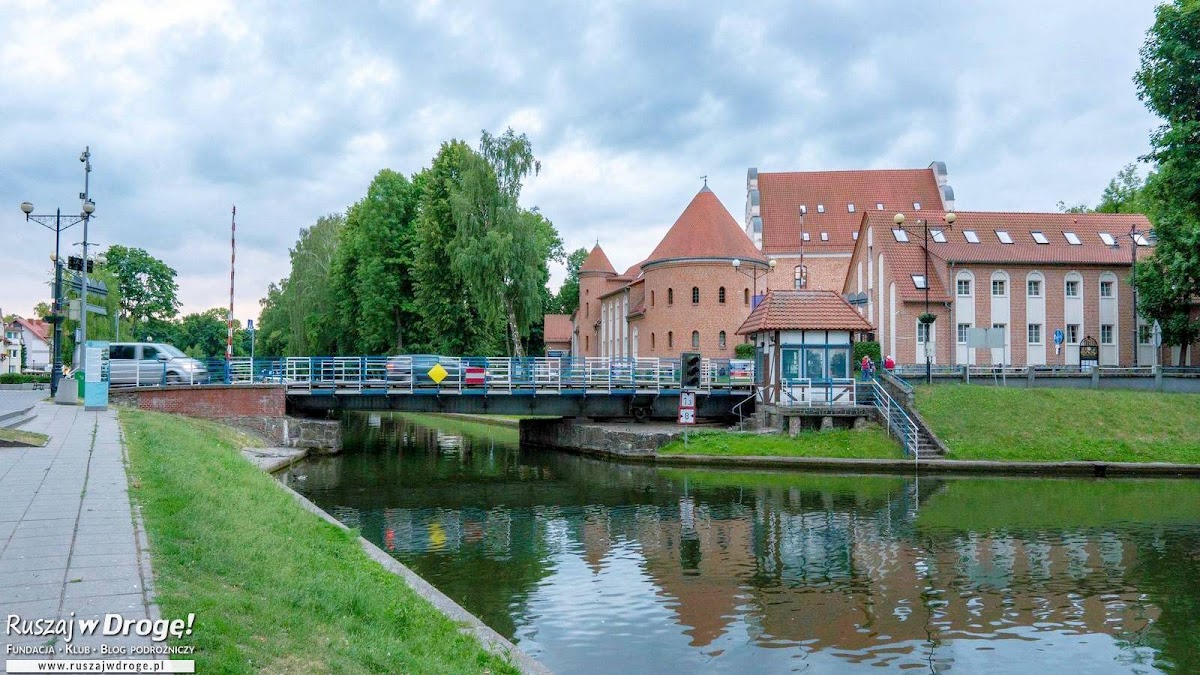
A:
[
  {"xmin": 122, "ymin": 385, "xmax": 286, "ymax": 418},
  {"xmin": 635, "ymin": 261, "xmax": 757, "ymax": 359}
]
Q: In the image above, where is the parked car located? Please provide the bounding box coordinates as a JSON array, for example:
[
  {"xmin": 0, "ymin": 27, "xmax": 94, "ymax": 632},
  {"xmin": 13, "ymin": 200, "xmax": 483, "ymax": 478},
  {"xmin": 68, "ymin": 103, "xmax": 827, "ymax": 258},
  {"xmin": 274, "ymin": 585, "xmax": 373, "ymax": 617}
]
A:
[{"xmin": 108, "ymin": 342, "xmax": 209, "ymax": 386}]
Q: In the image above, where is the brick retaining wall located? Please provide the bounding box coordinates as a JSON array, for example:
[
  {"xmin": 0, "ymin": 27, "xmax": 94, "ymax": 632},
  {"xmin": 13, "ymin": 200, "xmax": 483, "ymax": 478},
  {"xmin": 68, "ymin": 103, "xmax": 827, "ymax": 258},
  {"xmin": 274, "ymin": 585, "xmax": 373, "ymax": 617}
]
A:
[{"xmin": 110, "ymin": 385, "xmax": 286, "ymax": 418}]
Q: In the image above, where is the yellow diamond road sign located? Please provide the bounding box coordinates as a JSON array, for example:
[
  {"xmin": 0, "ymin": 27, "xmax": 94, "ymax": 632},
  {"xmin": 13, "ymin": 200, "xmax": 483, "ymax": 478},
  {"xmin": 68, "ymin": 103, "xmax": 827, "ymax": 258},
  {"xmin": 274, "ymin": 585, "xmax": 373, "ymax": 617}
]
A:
[{"xmin": 427, "ymin": 363, "xmax": 449, "ymax": 384}]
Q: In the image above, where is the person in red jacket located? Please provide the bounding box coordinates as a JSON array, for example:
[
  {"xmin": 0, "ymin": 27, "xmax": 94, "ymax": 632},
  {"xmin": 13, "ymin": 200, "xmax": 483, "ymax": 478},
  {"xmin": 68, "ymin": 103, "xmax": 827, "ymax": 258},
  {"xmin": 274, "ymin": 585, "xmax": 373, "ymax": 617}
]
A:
[{"xmin": 884, "ymin": 355, "xmax": 895, "ymax": 371}]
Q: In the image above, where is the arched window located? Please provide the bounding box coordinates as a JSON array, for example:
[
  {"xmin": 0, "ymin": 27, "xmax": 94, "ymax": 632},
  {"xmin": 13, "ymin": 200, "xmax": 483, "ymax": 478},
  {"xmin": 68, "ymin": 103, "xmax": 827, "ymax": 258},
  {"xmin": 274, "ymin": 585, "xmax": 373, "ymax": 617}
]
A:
[
  {"xmin": 668, "ymin": 288, "xmax": 674, "ymax": 305},
  {"xmin": 650, "ymin": 290, "xmax": 655, "ymax": 307},
  {"xmin": 744, "ymin": 288, "xmax": 750, "ymax": 305},
  {"xmin": 794, "ymin": 265, "xmax": 808, "ymax": 289},
  {"xmin": 668, "ymin": 331, "xmax": 673, "ymax": 348},
  {"xmin": 718, "ymin": 331, "xmax": 727, "ymax": 349},
  {"xmin": 692, "ymin": 287, "xmax": 700, "ymax": 304},
  {"xmin": 691, "ymin": 331, "xmax": 700, "ymax": 348},
  {"xmin": 651, "ymin": 333, "xmax": 656, "ymax": 349},
  {"xmin": 718, "ymin": 287, "xmax": 726, "ymax": 304}
]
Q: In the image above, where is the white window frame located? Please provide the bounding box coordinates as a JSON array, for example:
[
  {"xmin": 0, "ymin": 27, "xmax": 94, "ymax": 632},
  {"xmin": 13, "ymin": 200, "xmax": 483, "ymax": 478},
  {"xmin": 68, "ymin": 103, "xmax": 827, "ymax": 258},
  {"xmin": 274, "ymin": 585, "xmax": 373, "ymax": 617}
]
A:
[
  {"xmin": 957, "ymin": 323, "xmax": 970, "ymax": 344},
  {"xmin": 916, "ymin": 322, "xmax": 931, "ymax": 344},
  {"xmin": 1065, "ymin": 280, "xmax": 1080, "ymax": 297},
  {"xmin": 1027, "ymin": 279, "xmax": 1041, "ymax": 297},
  {"xmin": 1101, "ymin": 324, "xmax": 1114, "ymax": 344},
  {"xmin": 1100, "ymin": 280, "xmax": 1114, "ymax": 298},
  {"xmin": 957, "ymin": 279, "xmax": 971, "ymax": 296},
  {"xmin": 992, "ymin": 279, "xmax": 1007, "ymax": 297},
  {"xmin": 1027, "ymin": 323, "xmax": 1042, "ymax": 345},
  {"xmin": 1067, "ymin": 324, "xmax": 1080, "ymax": 344}
]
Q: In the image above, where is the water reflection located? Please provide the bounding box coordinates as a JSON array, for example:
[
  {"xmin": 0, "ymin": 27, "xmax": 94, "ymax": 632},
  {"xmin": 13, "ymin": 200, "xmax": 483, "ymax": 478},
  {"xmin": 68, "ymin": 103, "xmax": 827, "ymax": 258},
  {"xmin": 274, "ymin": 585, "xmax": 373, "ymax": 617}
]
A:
[{"xmin": 288, "ymin": 413, "xmax": 1200, "ymax": 673}]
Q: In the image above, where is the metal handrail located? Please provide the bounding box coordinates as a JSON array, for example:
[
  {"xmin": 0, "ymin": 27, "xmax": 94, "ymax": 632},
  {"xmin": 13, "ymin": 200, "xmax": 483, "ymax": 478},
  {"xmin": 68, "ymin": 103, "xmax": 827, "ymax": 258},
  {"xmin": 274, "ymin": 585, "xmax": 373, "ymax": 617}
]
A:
[{"xmin": 862, "ymin": 379, "xmax": 919, "ymax": 462}]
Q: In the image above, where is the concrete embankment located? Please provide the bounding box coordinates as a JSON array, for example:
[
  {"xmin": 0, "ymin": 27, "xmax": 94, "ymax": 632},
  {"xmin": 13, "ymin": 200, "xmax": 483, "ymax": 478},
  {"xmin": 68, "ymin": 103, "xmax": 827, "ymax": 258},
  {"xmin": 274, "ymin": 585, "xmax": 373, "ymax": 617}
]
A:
[{"xmin": 519, "ymin": 418, "xmax": 1200, "ymax": 478}]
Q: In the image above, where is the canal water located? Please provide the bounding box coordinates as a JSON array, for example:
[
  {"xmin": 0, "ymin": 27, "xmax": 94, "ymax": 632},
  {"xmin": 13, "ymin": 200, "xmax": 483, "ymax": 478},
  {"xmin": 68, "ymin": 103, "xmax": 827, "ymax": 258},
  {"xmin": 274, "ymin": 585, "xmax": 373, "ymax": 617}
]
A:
[{"xmin": 287, "ymin": 414, "xmax": 1200, "ymax": 673}]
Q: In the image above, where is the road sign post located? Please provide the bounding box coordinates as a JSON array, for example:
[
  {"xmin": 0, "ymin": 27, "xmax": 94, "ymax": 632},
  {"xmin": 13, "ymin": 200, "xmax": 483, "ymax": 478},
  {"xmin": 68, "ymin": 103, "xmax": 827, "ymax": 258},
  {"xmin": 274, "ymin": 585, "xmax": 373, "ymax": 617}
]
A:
[{"xmin": 678, "ymin": 389, "xmax": 696, "ymax": 448}]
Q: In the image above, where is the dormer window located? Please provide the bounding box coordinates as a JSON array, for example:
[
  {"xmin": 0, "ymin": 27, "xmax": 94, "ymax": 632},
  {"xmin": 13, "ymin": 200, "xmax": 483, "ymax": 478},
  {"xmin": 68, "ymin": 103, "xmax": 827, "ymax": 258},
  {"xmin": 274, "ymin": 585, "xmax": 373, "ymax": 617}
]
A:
[
  {"xmin": 1064, "ymin": 232, "xmax": 1081, "ymax": 245},
  {"xmin": 931, "ymin": 229, "xmax": 947, "ymax": 243},
  {"xmin": 964, "ymin": 230, "xmax": 980, "ymax": 243},
  {"xmin": 892, "ymin": 229, "xmax": 909, "ymax": 242},
  {"xmin": 1032, "ymin": 231, "xmax": 1049, "ymax": 244},
  {"xmin": 913, "ymin": 202, "xmax": 922, "ymax": 210},
  {"xmin": 817, "ymin": 204, "xmax": 825, "ymax": 213},
  {"xmin": 997, "ymin": 231, "xmax": 1014, "ymax": 244},
  {"xmin": 847, "ymin": 203, "xmax": 855, "ymax": 213}
]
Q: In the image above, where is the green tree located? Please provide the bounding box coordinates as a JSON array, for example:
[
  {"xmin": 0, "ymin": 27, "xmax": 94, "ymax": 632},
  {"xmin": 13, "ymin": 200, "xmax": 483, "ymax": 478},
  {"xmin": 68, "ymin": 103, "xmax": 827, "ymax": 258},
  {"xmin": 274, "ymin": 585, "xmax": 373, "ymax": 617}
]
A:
[
  {"xmin": 332, "ymin": 169, "xmax": 426, "ymax": 354},
  {"xmin": 413, "ymin": 140, "xmax": 504, "ymax": 355},
  {"xmin": 32, "ymin": 302, "xmax": 52, "ymax": 320},
  {"xmin": 175, "ymin": 308, "xmax": 236, "ymax": 358},
  {"xmin": 1133, "ymin": 0, "xmax": 1200, "ymax": 359},
  {"xmin": 1097, "ymin": 163, "xmax": 1151, "ymax": 214},
  {"xmin": 1055, "ymin": 200, "xmax": 1093, "ymax": 214},
  {"xmin": 103, "ymin": 245, "xmax": 181, "ymax": 323},
  {"xmin": 256, "ymin": 281, "xmax": 289, "ymax": 356},
  {"xmin": 448, "ymin": 129, "xmax": 563, "ymax": 357},
  {"xmin": 551, "ymin": 247, "xmax": 589, "ymax": 315}
]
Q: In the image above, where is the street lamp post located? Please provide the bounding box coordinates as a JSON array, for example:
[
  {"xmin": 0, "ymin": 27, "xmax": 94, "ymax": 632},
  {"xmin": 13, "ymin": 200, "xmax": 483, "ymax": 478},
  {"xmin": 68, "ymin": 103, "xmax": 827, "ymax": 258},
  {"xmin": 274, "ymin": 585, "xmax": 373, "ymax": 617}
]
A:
[
  {"xmin": 731, "ymin": 257, "xmax": 777, "ymax": 305},
  {"xmin": 19, "ymin": 147, "xmax": 96, "ymax": 396},
  {"xmin": 894, "ymin": 211, "xmax": 956, "ymax": 384}
]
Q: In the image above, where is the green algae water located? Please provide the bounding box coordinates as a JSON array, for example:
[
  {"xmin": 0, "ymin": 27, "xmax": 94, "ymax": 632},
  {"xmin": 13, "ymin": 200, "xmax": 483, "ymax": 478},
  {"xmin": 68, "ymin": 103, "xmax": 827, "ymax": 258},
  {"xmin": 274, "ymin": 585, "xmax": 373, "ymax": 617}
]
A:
[{"xmin": 288, "ymin": 413, "xmax": 1200, "ymax": 673}]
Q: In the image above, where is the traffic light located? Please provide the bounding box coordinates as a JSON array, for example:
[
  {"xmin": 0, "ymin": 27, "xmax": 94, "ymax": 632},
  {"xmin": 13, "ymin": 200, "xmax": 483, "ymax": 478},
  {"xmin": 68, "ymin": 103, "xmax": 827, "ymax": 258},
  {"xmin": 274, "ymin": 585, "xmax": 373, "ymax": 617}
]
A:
[
  {"xmin": 67, "ymin": 256, "xmax": 94, "ymax": 273},
  {"xmin": 681, "ymin": 351, "xmax": 702, "ymax": 389}
]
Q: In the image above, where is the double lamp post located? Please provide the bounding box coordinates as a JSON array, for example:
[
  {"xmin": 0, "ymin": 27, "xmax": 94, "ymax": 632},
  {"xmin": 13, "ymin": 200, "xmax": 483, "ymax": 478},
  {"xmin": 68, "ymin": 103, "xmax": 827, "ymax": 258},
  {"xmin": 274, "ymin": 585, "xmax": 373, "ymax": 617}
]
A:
[
  {"xmin": 894, "ymin": 211, "xmax": 956, "ymax": 384},
  {"xmin": 19, "ymin": 147, "xmax": 97, "ymax": 396}
]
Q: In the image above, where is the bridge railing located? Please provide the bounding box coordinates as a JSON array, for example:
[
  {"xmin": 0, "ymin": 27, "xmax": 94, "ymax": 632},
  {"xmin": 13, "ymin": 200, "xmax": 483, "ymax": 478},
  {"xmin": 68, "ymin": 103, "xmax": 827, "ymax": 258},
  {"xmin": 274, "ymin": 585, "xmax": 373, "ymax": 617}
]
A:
[{"xmin": 119, "ymin": 355, "xmax": 756, "ymax": 395}]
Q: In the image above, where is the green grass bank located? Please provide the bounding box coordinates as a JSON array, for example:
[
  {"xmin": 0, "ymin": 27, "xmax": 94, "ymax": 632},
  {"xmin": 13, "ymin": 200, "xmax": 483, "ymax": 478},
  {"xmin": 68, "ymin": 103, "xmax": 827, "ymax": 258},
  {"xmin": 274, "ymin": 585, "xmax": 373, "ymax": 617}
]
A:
[
  {"xmin": 658, "ymin": 427, "xmax": 904, "ymax": 459},
  {"xmin": 121, "ymin": 408, "xmax": 517, "ymax": 675},
  {"xmin": 914, "ymin": 385, "xmax": 1200, "ymax": 463}
]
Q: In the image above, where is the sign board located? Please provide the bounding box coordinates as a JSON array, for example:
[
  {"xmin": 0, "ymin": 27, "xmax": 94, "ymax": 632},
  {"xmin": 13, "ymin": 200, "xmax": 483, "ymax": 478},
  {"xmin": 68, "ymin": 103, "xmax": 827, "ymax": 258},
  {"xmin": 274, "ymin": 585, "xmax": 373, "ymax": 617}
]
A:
[
  {"xmin": 967, "ymin": 327, "xmax": 1006, "ymax": 349},
  {"xmin": 83, "ymin": 340, "xmax": 109, "ymax": 411},
  {"xmin": 1053, "ymin": 329, "xmax": 1065, "ymax": 346},
  {"xmin": 678, "ymin": 389, "xmax": 696, "ymax": 425}
]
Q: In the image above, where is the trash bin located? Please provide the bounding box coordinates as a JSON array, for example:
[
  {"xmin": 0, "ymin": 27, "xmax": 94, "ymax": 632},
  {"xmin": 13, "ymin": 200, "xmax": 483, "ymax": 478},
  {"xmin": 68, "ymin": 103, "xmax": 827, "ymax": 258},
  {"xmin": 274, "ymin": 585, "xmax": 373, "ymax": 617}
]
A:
[{"xmin": 75, "ymin": 370, "xmax": 85, "ymax": 398}]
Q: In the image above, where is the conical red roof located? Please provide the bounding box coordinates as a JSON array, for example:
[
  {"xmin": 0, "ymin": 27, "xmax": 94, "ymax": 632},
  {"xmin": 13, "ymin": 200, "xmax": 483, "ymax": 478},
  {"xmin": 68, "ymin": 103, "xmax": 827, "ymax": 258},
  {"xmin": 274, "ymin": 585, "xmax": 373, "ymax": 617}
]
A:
[
  {"xmin": 646, "ymin": 187, "xmax": 765, "ymax": 264},
  {"xmin": 580, "ymin": 244, "xmax": 617, "ymax": 274}
]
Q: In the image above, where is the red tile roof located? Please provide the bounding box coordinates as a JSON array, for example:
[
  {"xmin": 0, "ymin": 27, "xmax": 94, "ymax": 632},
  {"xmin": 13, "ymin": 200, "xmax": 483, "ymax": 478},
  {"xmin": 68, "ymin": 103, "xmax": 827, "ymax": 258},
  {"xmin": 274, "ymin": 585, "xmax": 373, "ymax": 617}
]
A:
[
  {"xmin": 580, "ymin": 244, "xmax": 617, "ymax": 275},
  {"xmin": 543, "ymin": 314, "xmax": 573, "ymax": 343},
  {"xmin": 852, "ymin": 210, "xmax": 1152, "ymax": 304},
  {"xmin": 646, "ymin": 187, "xmax": 764, "ymax": 264},
  {"xmin": 13, "ymin": 317, "xmax": 50, "ymax": 342},
  {"xmin": 736, "ymin": 290, "xmax": 874, "ymax": 334},
  {"xmin": 758, "ymin": 168, "xmax": 945, "ymax": 255}
]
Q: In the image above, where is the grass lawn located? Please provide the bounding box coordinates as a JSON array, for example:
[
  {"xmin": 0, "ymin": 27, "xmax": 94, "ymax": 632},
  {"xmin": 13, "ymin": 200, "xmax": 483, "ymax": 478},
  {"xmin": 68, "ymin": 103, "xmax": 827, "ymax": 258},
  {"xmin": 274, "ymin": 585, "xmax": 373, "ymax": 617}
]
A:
[
  {"xmin": 121, "ymin": 408, "xmax": 517, "ymax": 675},
  {"xmin": 658, "ymin": 427, "xmax": 904, "ymax": 459},
  {"xmin": 914, "ymin": 385, "xmax": 1200, "ymax": 463},
  {"xmin": 0, "ymin": 427, "xmax": 48, "ymax": 446}
]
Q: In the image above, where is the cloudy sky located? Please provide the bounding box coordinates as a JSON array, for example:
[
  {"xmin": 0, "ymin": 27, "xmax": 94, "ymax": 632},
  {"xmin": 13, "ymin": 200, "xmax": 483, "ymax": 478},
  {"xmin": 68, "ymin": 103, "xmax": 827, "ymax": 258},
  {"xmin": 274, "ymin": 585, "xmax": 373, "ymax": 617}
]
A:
[{"xmin": 0, "ymin": 0, "xmax": 1160, "ymax": 322}]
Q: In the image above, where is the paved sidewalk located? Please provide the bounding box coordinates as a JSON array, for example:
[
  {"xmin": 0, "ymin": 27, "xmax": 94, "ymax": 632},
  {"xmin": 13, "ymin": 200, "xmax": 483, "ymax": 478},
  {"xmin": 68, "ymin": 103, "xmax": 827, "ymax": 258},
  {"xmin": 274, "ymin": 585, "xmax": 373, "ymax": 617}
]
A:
[
  {"xmin": 0, "ymin": 403, "xmax": 160, "ymax": 665},
  {"xmin": 0, "ymin": 390, "xmax": 43, "ymax": 418}
]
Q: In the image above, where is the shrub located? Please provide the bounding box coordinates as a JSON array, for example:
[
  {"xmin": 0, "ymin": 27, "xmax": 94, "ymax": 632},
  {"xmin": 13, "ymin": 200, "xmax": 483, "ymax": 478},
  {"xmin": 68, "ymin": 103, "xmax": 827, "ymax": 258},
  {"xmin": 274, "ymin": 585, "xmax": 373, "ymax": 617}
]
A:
[
  {"xmin": 734, "ymin": 343, "xmax": 755, "ymax": 359},
  {"xmin": 0, "ymin": 373, "xmax": 51, "ymax": 384},
  {"xmin": 853, "ymin": 341, "xmax": 882, "ymax": 371}
]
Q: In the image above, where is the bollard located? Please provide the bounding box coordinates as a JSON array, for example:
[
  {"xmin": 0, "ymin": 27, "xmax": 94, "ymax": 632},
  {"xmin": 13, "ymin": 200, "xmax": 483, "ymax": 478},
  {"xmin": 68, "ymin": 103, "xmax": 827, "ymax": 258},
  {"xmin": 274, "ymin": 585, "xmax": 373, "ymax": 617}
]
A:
[{"xmin": 1091, "ymin": 367, "xmax": 1100, "ymax": 389}]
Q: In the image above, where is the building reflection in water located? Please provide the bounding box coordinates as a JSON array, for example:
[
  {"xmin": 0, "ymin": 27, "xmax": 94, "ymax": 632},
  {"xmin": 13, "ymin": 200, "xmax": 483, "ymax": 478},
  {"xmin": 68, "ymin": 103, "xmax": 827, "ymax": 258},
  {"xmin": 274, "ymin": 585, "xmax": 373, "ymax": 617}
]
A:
[{"xmin": 290, "ymin": 413, "xmax": 1198, "ymax": 673}]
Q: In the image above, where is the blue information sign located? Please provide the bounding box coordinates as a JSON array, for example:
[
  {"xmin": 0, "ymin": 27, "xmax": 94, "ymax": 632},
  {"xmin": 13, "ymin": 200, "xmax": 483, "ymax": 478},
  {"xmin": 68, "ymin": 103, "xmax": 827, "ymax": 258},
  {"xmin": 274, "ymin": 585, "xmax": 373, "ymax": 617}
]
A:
[{"xmin": 1053, "ymin": 329, "xmax": 1064, "ymax": 345}]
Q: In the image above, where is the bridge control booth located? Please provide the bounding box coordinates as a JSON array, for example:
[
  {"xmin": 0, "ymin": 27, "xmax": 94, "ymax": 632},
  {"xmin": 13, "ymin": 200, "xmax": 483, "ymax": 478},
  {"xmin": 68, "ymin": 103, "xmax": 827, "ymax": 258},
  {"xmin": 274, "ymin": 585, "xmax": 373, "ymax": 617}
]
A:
[{"xmin": 737, "ymin": 289, "xmax": 875, "ymax": 407}]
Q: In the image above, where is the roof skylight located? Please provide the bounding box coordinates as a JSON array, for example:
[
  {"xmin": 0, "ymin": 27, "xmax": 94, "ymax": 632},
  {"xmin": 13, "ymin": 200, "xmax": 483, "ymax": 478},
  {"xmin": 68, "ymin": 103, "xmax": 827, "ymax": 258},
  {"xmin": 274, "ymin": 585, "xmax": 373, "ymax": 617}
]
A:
[
  {"xmin": 1032, "ymin": 231, "xmax": 1049, "ymax": 244},
  {"xmin": 892, "ymin": 229, "xmax": 909, "ymax": 242},
  {"xmin": 1099, "ymin": 232, "xmax": 1116, "ymax": 246},
  {"xmin": 817, "ymin": 204, "xmax": 825, "ymax": 213},
  {"xmin": 913, "ymin": 202, "xmax": 922, "ymax": 210},
  {"xmin": 997, "ymin": 231, "xmax": 1014, "ymax": 244},
  {"xmin": 876, "ymin": 203, "xmax": 884, "ymax": 210},
  {"xmin": 912, "ymin": 275, "xmax": 928, "ymax": 289},
  {"xmin": 1064, "ymin": 232, "xmax": 1082, "ymax": 245},
  {"xmin": 964, "ymin": 230, "xmax": 980, "ymax": 244},
  {"xmin": 847, "ymin": 203, "xmax": 855, "ymax": 213},
  {"xmin": 820, "ymin": 232, "xmax": 829, "ymax": 241},
  {"xmin": 931, "ymin": 229, "xmax": 947, "ymax": 243}
]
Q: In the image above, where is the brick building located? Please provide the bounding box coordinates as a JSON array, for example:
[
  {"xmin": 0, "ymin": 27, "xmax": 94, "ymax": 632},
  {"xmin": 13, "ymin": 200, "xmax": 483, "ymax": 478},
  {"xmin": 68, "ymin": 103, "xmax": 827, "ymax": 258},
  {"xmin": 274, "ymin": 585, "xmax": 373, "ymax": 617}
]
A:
[
  {"xmin": 746, "ymin": 163, "xmax": 954, "ymax": 294},
  {"xmin": 570, "ymin": 186, "xmax": 768, "ymax": 359},
  {"xmin": 843, "ymin": 210, "xmax": 1155, "ymax": 367}
]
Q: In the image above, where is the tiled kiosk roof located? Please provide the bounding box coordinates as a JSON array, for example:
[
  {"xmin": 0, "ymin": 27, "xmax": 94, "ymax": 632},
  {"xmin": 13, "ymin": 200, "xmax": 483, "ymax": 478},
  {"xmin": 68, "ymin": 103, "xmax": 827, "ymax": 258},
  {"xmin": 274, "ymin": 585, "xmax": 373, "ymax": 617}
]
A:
[
  {"xmin": 758, "ymin": 168, "xmax": 945, "ymax": 255},
  {"xmin": 646, "ymin": 187, "xmax": 765, "ymax": 264},
  {"xmin": 736, "ymin": 290, "xmax": 874, "ymax": 334},
  {"xmin": 580, "ymin": 244, "xmax": 617, "ymax": 274},
  {"xmin": 543, "ymin": 314, "xmax": 573, "ymax": 343}
]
